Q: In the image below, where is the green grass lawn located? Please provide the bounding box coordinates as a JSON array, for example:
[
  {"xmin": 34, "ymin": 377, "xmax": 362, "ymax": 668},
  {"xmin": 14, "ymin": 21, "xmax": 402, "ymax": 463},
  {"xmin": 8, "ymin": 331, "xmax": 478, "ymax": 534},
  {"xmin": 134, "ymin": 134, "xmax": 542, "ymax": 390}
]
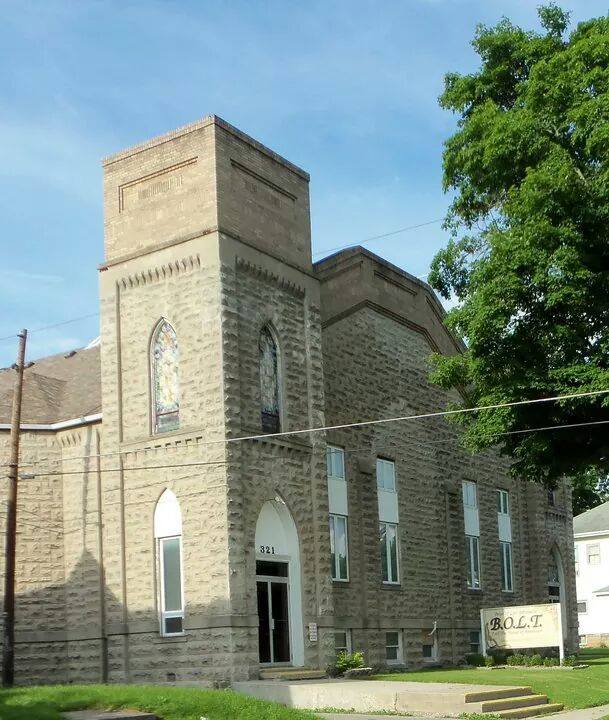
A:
[
  {"xmin": 0, "ymin": 683, "xmax": 320, "ymax": 720},
  {"xmin": 373, "ymin": 648, "xmax": 609, "ymax": 710}
]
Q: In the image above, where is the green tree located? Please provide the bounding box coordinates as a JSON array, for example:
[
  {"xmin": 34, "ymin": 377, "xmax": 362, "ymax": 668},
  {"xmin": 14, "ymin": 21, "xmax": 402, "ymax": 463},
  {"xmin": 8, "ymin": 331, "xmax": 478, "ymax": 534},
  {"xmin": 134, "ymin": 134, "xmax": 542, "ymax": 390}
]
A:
[{"xmin": 429, "ymin": 4, "xmax": 609, "ymax": 510}]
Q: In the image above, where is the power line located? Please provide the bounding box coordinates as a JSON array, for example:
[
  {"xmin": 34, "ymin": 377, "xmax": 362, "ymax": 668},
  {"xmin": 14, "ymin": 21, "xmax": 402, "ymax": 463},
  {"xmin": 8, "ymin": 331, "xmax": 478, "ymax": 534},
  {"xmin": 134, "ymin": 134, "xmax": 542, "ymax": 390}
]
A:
[
  {"xmin": 5, "ymin": 417, "xmax": 608, "ymax": 536},
  {"xmin": 312, "ymin": 218, "xmax": 444, "ymax": 259},
  {"xmin": 18, "ymin": 415, "xmax": 609, "ymax": 480},
  {"xmin": 0, "ymin": 313, "xmax": 100, "ymax": 344},
  {"xmin": 6, "ymin": 388, "xmax": 609, "ymax": 472}
]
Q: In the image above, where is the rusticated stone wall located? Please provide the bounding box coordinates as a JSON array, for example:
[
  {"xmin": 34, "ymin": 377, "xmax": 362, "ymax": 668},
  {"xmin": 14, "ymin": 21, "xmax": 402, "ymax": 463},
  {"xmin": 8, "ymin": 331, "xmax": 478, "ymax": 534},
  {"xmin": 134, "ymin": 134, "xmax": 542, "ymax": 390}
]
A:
[{"xmin": 319, "ymin": 277, "xmax": 578, "ymax": 667}]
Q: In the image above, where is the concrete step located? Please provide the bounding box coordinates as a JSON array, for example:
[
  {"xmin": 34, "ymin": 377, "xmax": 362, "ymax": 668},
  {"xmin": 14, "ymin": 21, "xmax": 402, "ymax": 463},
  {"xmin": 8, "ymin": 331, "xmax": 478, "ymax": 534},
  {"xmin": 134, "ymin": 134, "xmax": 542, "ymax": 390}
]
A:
[
  {"xmin": 259, "ymin": 667, "xmax": 326, "ymax": 680},
  {"xmin": 495, "ymin": 703, "xmax": 564, "ymax": 719},
  {"xmin": 482, "ymin": 695, "xmax": 549, "ymax": 712},
  {"xmin": 465, "ymin": 687, "xmax": 534, "ymax": 703}
]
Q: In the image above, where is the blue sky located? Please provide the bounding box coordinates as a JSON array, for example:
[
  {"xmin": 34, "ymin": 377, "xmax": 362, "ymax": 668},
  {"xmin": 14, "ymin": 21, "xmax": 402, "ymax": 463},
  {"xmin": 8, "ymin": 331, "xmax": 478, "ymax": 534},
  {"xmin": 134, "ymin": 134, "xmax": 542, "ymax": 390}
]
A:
[{"xmin": 1, "ymin": 0, "xmax": 606, "ymax": 366}]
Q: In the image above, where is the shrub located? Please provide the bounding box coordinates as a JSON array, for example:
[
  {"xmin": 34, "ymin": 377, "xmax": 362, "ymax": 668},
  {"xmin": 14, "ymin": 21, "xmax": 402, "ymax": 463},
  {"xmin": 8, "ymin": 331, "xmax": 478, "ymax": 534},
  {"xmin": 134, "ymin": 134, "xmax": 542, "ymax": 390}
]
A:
[
  {"xmin": 562, "ymin": 655, "xmax": 579, "ymax": 667},
  {"xmin": 529, "ymin": 654, "xmax": 543, "ymax": 666},
  {"xmin": 543, "ymin": 656, "xmax": 558, "ymax": 666},
  {"xmin": 484, "ymin": 655, "xmax": 495, "ymax": 667},
  {"xmin": 507, "ymin": 653, "xmax": 525, "ymax": 666},
  {"xmin": 325, "ymin": 663, "xmax": 342, "ymax": 678},
  {"xmin": 465, "ymin": 653, "xmax": 486, "ymax": 667},
  {"xmin": 335, "ymin": 651, "xmax": 365, "ymax": 674},
  {"xmin": 489, "ymin": 649, "xmax": 511, "ymax": 665}
]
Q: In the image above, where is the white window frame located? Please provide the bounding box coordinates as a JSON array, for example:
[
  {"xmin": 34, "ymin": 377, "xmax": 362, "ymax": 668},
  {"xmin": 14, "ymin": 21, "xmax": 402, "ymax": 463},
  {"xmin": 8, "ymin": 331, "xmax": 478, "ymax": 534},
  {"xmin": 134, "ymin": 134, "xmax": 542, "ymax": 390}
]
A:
[
  {"xmin": 587, "ymin": 543, "xmax": 601, "ymax": 565},
  {"xmin": 376, "ymin": 458, "xmax": 396, "ymax": 492},
  {"xmin": 334, "ymin": 629, "xmax": 352, "ymax": 656},
  {"xmin": 158, "ymin": 535, "xmax": 185, "ymax": 636},
  {"xmin": 329, "ymin": 513, "xmax": 349, "ymax": 582},
  {"xmin": 463, "ymin": 480, "xmax": 478, "ymax": 509},
  {"xmin": 380, "ymin": 521, "xmax": 400, "ymax": 584},
  {"xmin": 574, "ymin": 544, "xmax": 579, "ymax": 576},
  {"xmin": 466, "ymin": 534, "xmax": 481, "ymax": 590},
  {"xmin": 500, "ymin": 540, "xmax": 514, "ymax": 592},
  {"xmin": 327, "ymin": 445, "xmax": 345, "ymax": 480},
  {"xmin": 385, "ymin": 630, "xmax": 403, "ymax": 665},
  {"xmin": 497, "ymin": 488, "xmax": 509, "ymax": 515}
]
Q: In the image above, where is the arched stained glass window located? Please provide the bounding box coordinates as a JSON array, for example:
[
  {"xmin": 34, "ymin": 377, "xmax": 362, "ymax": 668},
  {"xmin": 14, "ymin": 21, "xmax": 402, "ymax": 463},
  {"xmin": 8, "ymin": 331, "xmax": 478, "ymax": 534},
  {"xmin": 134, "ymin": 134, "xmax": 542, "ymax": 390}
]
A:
[
  {"xmin": 259, "ymin": 326, "xmax": 281, "ymax": 433},
  {"xmin": 151, "ymin": 320, "xmax": 180, "ymax": 434}
]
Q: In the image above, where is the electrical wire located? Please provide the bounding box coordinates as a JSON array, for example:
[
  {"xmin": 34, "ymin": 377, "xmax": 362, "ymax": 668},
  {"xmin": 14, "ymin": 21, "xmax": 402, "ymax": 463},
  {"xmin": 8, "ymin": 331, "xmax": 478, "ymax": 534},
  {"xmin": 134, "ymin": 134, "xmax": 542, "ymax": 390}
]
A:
[
  {"xmin": 7, "ymin": 388, "xmax": 609, "ymax": 473},
  {"xmin": 15, "ymin": 415, "xmax": 609, "ymax": 480},
  {"xmin": 312, "ymin": 218, "xmax": 444, "ymax": 258}
]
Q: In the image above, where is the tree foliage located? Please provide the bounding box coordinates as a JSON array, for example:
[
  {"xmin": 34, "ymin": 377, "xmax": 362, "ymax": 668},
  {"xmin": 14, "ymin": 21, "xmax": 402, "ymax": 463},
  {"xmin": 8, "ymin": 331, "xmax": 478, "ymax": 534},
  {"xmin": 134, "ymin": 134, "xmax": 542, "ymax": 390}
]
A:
[{"xmin": 429, "ymin": 5, "xmax": 609, "ymax": 507}]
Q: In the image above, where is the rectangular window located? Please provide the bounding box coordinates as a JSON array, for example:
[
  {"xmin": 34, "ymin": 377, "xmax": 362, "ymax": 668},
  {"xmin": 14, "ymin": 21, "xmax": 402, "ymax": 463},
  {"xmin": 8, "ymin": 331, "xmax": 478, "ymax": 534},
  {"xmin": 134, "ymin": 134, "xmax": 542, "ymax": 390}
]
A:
[
  {"xmin": 380, "ymin": 522, "xmax": 399, "ymax": 584},
  {"xmin": 385, "ymin": 630, "xmax": 403, "ymax": 665},
  {"xmin": 500, "ymin": 541, "xmax": 514, "ymax": 592},
  {"xmin": 422, "ymin": 628, "xmax": 438, "ymax": 662},
  {"xmin": 376, "ymin": 458, "xmax": 396, "ymax": 491},
  {"xmin": 326, "ymin": 445, "xmax": 345, "ymax": 479},
  {"xmin": 469, "ymin": 630, "xmax": 481, "ymax": 654},
  {"xmin": 587, "ymin": 543, "xmax": 601, "ymax": 565},
  {"xmin": 497, "ymin": 488, "xmax": 509, "ymax": 515},
  {"xmin": 463, "ymin": 480, "xmax": 478, "ymax": 508},
  {"xmin": 466, "ymin": 534, "xmax": 481, "ymax": 589},
  {"xmin": 334, "ymin": 629, "xmax": 352, "ymax": 657},
  {"xmin": 329, "ymin": 514, "xmax": 349, "ymax": 581},
  {"xmin": 548, "ymin": 488, "xmax": 557, "ymax": 506},
  {"xmin": 159, "ymin": 536, "xmax": 184, "ymax": 635},
  {"xmin": 463, "ymin": 480, "xmax": 481, "ymax": 589},
  {"xmin": 577, "ymin": 601, "xmax": 587, "ymax": 614}
]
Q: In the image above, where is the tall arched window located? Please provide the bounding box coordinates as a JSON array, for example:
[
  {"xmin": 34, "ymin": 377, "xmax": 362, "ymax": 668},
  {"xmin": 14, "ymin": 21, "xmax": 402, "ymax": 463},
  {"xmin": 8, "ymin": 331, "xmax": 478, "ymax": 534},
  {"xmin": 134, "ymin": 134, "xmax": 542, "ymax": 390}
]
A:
[
  {"xmin": 151, "ymin": 320, "xmax": 180, "ymax": 434},
  {"xmin": 259, "ymin": 326, "xmax": 281, "ymax": 433},
  {"xmin": 154, "ymin": 489, "xmax": 184, "ymax": 636}
]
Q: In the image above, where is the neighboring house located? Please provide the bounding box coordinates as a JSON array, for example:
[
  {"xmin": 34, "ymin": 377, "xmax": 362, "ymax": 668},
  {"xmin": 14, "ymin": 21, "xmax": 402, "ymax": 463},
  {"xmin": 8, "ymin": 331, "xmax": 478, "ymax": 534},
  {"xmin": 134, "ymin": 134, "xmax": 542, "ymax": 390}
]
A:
[
  {"xmin": 0, "ymin": 116, "xmax": 578, "ymax": 685},
  {"xmin": 574, "ymin": 502, "xmax": 609, "ymax": 646}
]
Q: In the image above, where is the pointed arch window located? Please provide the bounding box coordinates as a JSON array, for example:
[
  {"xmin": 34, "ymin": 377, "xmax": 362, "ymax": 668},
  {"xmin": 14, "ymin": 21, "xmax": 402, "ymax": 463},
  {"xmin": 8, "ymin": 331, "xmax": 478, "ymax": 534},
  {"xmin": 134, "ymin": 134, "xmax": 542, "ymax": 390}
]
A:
[
  {"xmin": 259, "ymin": 326, "xmax": 281, "ymax": 433},
  {"xmin": 154, "ymin": 489, "xmax": 184, "ymax": 635},
  {"xmin": 151, "ymin": 320, "xmax": 180, "ymax": 434}
]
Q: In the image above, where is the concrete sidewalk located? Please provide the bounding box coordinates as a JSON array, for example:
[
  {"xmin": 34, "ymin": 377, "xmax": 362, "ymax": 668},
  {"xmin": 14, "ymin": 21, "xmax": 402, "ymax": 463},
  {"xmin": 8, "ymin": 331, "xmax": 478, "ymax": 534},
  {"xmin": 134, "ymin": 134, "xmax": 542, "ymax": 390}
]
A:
[
  {"xmin": 317, "ymin": 704, "xmax": 609, "ymax": 720},
  {"xmin": 548, "ymin": 705, "xmax": 609, "ymax": 720}
]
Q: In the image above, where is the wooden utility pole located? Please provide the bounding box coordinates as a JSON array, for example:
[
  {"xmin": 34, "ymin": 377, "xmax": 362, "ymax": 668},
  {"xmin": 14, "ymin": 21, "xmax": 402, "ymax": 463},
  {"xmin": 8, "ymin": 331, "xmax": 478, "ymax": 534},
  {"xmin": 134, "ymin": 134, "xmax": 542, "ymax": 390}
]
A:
[{"xmin": 2, "ymin": 329, "xmax": 27, "ymax": 687}]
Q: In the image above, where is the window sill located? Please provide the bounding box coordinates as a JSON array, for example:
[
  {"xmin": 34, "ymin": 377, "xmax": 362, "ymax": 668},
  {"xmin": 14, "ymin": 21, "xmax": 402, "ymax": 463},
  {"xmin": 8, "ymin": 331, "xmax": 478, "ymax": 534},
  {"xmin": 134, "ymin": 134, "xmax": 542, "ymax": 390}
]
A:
[
  {"xmin": 381, "ymin": 582, "xmax": 402, "ymax": 590},
  {"xmin": 332, "ymin": 579, "xmax": 351, "ymax": 586},
  {"xmin": 154, "ymin": 633, "xmax": 189, "ymax": 644}
]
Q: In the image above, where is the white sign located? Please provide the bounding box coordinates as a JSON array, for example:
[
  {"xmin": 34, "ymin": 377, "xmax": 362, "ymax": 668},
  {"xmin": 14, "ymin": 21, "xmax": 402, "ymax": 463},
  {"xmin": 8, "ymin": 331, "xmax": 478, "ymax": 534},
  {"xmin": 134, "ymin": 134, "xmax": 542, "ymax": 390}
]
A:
[
  {"xmin": 308, "ymin": 622, "xmax": 318, "ymax": 642},
  {"xmin": 480, "ymin": 603, "xmax": 564, "ymax": 661}
]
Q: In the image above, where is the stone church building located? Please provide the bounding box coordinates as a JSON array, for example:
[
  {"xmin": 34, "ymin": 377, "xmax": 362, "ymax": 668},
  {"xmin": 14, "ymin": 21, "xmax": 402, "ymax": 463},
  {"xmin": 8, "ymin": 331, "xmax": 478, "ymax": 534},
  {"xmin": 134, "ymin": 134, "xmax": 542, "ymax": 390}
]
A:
[{"xmin": 0, "ymin": 116, "xmax": 577, "ymax": 685}]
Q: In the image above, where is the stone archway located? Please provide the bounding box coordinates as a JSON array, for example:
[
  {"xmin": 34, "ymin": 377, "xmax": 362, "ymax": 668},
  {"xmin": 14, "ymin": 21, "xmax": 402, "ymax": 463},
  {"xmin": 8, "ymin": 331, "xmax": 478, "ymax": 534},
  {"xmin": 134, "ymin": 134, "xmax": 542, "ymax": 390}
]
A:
[{"xmin": 254, "ymin": 497, "xmax": 304, "ymax": 666}]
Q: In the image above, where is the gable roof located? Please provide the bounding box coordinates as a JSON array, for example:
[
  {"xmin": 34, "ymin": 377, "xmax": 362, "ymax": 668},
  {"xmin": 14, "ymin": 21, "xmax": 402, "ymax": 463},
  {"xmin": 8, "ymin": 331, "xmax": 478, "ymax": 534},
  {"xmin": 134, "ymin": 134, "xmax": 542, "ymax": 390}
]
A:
[
  {"xmin": 0, "ymin": 345, "xmax": 101, "ymax": 426},
  {"xmin": 574, "ymin": 501, "xmax": 609, "ymax": 536}
]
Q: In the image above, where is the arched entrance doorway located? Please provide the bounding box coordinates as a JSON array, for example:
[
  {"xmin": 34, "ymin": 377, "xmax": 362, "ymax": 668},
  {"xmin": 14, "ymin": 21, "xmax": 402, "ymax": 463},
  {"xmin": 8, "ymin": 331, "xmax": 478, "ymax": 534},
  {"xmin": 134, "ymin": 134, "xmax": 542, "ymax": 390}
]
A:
[
  {"xmin": 548, "ymin": 547, "xmax": 568, "ymax": 644},
  {"xmin": 255, "ymin": 497, "xmax": 304, "ymax": 666}
]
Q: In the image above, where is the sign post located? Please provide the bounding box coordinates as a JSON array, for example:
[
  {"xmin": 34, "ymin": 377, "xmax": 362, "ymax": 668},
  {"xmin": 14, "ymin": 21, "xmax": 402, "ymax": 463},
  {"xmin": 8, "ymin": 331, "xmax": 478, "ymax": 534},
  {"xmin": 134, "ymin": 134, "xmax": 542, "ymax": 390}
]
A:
[
  {"xmin": 480, "ymin": 608, "xmax": 488, "ymax": 658},
  {"xmin": 480, "ymin": 603, "xmax": 564, "ymax": 661}
]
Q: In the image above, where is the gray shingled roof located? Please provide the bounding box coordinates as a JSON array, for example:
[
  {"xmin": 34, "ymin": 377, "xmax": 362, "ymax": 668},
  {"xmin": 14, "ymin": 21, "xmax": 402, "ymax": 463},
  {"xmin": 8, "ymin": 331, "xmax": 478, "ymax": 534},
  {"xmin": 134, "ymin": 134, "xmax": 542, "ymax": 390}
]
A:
[
  {"xmin": 0, "ymin": 345, "xmax": 101, "ymax": 425},
  {"xmin": 574, "ymin": 501, "xmax": 609, "ymax": 536}
]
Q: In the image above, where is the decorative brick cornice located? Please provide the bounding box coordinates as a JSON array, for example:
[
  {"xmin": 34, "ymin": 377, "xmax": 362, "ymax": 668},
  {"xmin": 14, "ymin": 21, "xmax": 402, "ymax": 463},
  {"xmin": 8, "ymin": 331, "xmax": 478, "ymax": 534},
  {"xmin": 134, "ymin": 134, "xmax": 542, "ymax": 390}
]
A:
[
  {"xmin": 118, "ymin": 254, "xmax": 201, "ymax": 290},
  {"xmin": 235, "ymin": 256, "xmax": 306, "ymax": 297}
]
